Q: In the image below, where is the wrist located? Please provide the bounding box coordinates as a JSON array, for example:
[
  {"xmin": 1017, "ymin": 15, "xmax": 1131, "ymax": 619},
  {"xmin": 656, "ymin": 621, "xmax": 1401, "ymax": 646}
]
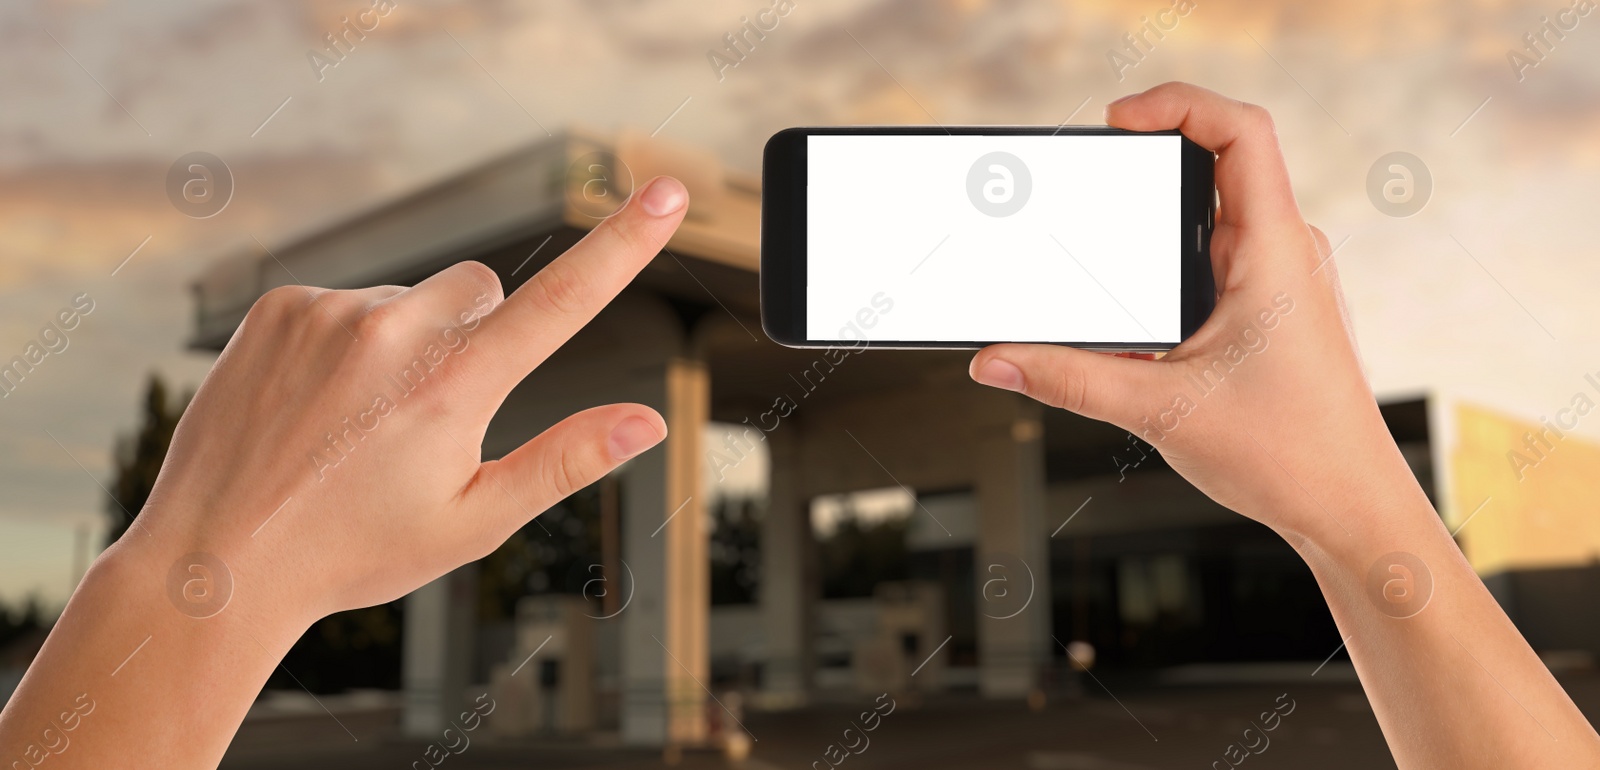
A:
[
  {"xmin": 0, "ymin": 534, "xmax": 318, "ymax": 768},
  {"xmin": 95, "ymin": 530, "xmax": 317, "ymax": 653},
  {"xmin": 1234, "ymin": 408, "xmax": 1437, "ymax": 553},
  {"xmin": 1277, "ymin": 463, "xmax": 1455, "ymax": 583}
]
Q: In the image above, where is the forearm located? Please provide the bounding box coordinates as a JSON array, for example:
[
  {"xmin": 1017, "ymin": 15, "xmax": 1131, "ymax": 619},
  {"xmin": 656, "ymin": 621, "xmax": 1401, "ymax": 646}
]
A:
[
  {"xmin": 1287, "ymin": 463, "xmax": 1600, "ymax": 768},
  {"xmin": 0, "ymin": 537, "xmax": 310, "ymax": 769}
]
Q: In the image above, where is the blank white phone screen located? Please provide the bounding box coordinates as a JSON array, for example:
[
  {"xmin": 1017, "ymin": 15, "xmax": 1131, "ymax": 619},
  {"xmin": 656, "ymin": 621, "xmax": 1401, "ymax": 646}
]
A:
[{"xmin": 805, "ymin": 134, "xmax": 1183, "ymax": 344}]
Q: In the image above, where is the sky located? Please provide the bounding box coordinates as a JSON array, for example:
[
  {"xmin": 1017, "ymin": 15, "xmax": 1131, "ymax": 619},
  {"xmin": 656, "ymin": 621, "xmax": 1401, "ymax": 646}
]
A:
[{"xmin": 1, "ymin": 0, "xmax": 1598, "ymax": 607}]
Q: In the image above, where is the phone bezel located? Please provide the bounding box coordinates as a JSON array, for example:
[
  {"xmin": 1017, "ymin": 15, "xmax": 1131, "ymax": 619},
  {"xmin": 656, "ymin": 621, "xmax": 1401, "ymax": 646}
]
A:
[{"xmin": 760, "ymin": 125, "xmax": 1216, "ymax": 351}]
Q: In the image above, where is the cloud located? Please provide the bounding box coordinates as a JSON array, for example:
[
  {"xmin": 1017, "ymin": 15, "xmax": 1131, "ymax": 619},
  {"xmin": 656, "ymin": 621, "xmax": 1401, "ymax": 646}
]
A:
[{"xmin": 1, "ymin": 0, "xmax": 1598, "ymax": 607}]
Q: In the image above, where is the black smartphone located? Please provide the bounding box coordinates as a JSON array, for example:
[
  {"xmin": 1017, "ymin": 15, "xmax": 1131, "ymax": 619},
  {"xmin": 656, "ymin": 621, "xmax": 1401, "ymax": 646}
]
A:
[{"xmin": 760, "ymin": 126, "xmax": 1216, "ymax": 351}]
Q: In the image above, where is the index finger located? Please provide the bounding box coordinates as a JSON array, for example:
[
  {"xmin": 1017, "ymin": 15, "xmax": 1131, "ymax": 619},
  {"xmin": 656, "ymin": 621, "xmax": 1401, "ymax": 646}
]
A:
[
  {"xmin": 1106, "ymin": 82, "xmax": 1302, "ymax": 232},
  {"xmin": 469, "ymin": 176, "xmax": 688, "ymax": 395}
]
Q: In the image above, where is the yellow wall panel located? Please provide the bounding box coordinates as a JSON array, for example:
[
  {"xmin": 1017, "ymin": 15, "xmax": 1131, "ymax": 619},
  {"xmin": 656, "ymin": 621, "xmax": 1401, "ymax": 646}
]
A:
[{"xmin": 1451, "ymin": 402, "xmax": 1600, "ymax": 575}]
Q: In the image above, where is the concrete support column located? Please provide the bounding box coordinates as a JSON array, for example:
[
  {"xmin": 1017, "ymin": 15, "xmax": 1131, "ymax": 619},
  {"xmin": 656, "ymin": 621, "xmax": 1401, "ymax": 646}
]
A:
[
  {"xmin": 620, "ymin": 357, "xmax": 710, "ymax": 746},
  {"xmin": 402, "ymin": 562, "xmax": 480, "ymax": 736},
  {"xmin": 974, "ymin": 397, "xmax": 1052, "ymax": 698},
  {"xmin": 759, "ymin": 426, "xmax": 813, "ymax": 708}
]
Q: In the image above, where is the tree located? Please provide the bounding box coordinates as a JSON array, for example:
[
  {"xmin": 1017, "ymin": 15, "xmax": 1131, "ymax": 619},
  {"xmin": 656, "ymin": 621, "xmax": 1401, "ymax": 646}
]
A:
[
  {"xmin": 0, "ymin": 594, "xmax": 44, "ymax": 651},
  {"xmin": 818, "ymin": 505, "xmax": 910, "ymax": 599},
  {"xmin": 106, "ymin": 374, "xmax": 189, "ymax": 546},
  {"xmin": 477, "ymin": 487, "xmax": 603, "ymax": 623},
  {"xmin": 710, "ymin": 495, "xmax": 762, "ymax": 605}
]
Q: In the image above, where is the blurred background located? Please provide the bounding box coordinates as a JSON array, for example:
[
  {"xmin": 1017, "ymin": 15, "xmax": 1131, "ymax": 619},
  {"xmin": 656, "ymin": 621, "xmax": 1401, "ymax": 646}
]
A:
[{"xmin": 3, "ymin": 0, "xmax": 1599, "ymax": 768}]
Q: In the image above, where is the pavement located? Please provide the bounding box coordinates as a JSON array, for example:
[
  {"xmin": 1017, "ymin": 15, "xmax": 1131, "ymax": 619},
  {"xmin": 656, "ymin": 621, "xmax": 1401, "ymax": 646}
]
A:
[{"xmin": 218, "ymin": 672, "xmax": 1600, "ymax": 770}]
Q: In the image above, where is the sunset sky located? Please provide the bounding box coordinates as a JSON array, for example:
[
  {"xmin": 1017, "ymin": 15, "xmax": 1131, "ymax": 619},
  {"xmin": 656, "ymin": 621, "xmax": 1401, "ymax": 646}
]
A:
[{"xmin": 2, "ymin": 0, "xmax": 1598, "ymax": 606}]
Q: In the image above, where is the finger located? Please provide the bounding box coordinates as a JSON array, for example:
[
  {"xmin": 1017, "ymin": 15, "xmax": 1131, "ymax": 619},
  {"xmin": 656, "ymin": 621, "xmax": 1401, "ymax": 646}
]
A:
[
  {"xmin": 394, "ymin": 261, "xmax": 505, "ymax": 324},
  {"xmin": 279, "ymin": 284, "xmax": 404, "ymax": 322},
  {"xmin": 349, "ymin": 285, "xmax": 408, "ymax": 300},
  {"xmin": 1305, "ymin": 224, "xmax": 1358, "ymax": 342},
  {"xmin": 970, "ymin": 344, "xmax": 1164, "ymax": 427},
  {"xmin": 1107, "ymin": 82, "xmax": 1301, "ymax": 232},
  {"xmin": 464, "ymin": 403, "xmax": 667, "ymax": 540},
  {"xmin": 342, "ymin": 285, "xmax": 408, "ymax": 313},
  {"xmin": 1307, "ymin": 223, "xmax": 1332, "ymax": 257},
  {"xmin": 470, "ymin": 177, "xmax": 688, "ymax": 395},
  {"xmin": 1296, "ymin": 222, "xmax": 1335, "ymax": 277}
]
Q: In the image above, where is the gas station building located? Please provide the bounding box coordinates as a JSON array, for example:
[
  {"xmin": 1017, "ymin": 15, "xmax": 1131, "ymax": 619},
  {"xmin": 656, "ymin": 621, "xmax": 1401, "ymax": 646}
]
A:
[{"xmin": 190, "ymin": 131, "xmax": 1600, "ymax": 747}]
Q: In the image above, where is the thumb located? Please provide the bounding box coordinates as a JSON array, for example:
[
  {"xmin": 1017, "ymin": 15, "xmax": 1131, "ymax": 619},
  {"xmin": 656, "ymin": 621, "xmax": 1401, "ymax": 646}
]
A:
[
  {"xmin": 466, "ymin": 403, "xmax": 666, "ymax": 541},
  {"xmin": 970, "ymin": 344, "xmax": 1161, "ymax": 428}
]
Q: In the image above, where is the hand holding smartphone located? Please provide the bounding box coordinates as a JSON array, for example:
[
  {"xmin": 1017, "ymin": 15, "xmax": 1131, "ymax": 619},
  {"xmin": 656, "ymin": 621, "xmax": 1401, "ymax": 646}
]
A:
[{"xmin": 760, "ymin": 126, "xmax": 1216, "ymax": 351}]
